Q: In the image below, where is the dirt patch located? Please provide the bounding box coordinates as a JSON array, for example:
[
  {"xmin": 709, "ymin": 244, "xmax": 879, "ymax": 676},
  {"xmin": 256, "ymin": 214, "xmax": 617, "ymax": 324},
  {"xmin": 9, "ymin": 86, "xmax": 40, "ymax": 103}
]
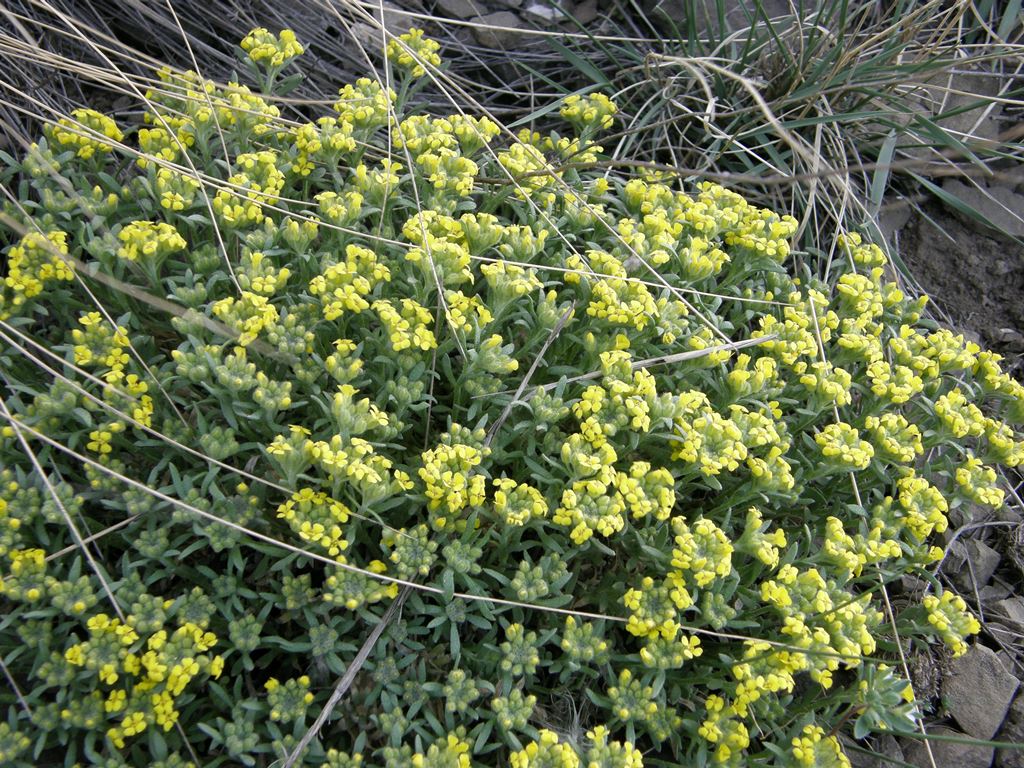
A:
[{"xmin": 896, "ymin": 201, "xmax": 1024, "ymax": 377}]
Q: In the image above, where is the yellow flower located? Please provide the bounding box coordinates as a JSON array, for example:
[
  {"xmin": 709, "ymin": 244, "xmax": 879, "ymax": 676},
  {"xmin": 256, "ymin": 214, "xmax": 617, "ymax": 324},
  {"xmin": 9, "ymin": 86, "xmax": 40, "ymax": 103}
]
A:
[
  {"xmin": 240, "ymin": 27, "xmax": 304, "ymax": 68},
  {"xmin": 47, "ymin": 108, "xmax": 122, "ymax": 159},
  {"xmin": 386, "ymin": 28, "xmax": 442, "ymax": 78}
]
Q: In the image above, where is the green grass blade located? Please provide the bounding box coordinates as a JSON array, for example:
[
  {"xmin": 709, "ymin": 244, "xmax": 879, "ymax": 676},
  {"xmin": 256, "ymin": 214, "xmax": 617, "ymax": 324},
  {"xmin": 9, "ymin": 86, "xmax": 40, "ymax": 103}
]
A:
[{"xmin": 869, "ymin": 129, "xmax": 899, "ymax": 218}]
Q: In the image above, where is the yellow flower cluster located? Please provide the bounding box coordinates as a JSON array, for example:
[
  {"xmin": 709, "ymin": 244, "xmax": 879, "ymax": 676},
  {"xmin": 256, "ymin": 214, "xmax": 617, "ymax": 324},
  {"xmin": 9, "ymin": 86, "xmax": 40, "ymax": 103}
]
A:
[
  {"xmin": 47, "ymin": 108, "xmax": 123, "ymax": 159},
  {"xmin": 143, "ymin": 65, "xmax": 281, "ymax": 144},
  {"xmin": 815, "ymin": 422, "xmax": 874, "ymax": 471},
  {"xmin": 2, "ymin": 230, "xmax": 74, "ymax": 315},
  {"xmin": 397, "ymin": 114, "xmax": 501, "ymax": 161},
  {"xmin": 240, "ymin": 27, "xmax": 304, "ymax": 68},
  {"xmin": 316, "ymin": 189, "xmax": 363, "ymax": 227},
  {"xmin": 621, "ymin": 575, "xmax": 691, "ymax": 640},
  {"xmin": 554, "ymin": 447, "xmax": 624, "ymax": 544},
  {"xmin": 238, "ymin": 249, "xmax": 291, "ymax": 296},
  {"xmin": 264, "ymin": 675, "xmax": 315, "ymax": 722},
  {"xmin": 303, "ymin": 434, "xmax": 412, "ymax": 500},
  {"xmin": 406, "ymin": 236, "xmax": 474, "ymax": 287},
  {"xmin": 416, "ymin": 149, "xmax": 479, "ymax": 200},
  {"xmin": 798, "ymin": 361, "xmax": 853, "ymax": 407},
  {"xmin": 493, "ymin": 478, "xmax": 548, "ymax": 526},
  {"xmin": 323, "ymin": 339, "xmax": 363, "ymax": 384},
  {"xmin": 572, "ymin": 351, "xmax": 658, "ymax": 436},
  {"xmin": 479, "ymin": 262, "xmax": 541, "ymax": 317},
  {"xmin": 955, "ymin": 451, "xmax": 1005, "ymax": 507},
  {"xmin": 116, "ymin": 220, "xmax": 187, "ymax": 264},
  {"xmin": 894, "ymin": 473, "xmax": 949, "ymax": 541},
  {"xmin": 566, "ymin": 250, "xmax": 656, "ymax": 331},
  {"xmin": 276, "ymin": 488, "xmax": 352, "ymax": 560},
  {"xmin": 137, "ymin": 125, "xmax": 192, "ymax": 170},
  {"xmin": 934, "ymin": 387, "xmax": 987, "ymax": 438},
  {"xmin": 758, "ymin": 565, "xmax": 882, "ymax": 690},
  {"xmin": 334, "ymin": 78, "xmax": 395, "ymax": 133},
  {"xmin": 753, "ymin": 292, "xmax": 827, "ymax": 368},
  {"xmin": 672, "ymin": 517, "xmax": 734, "ymax": 587},
  {"xmin": 212, "ymin": 150, "xmax": 285, "ymax": 227},
  {"xmin": 616, "ymin": 461, "xmax": 675, "ymax": 522},
  {"xmin": 735, "ymin": 507, "xmax": 787, "ymax": 569},
  {"xmin": 923, "ymin": 591, "xmax": 981, "ymax": 657},
  {"xmin": 309, "ymin": 243, "xmax": 391, "ymax": 318},
  {"xmin": 154, "ymin": 168, "xmax": 201, "ymax": 211},
  {"xmin": 72, "ymin": 311, "xmax": 130, "ymax": 382},
  {"xmin": 838, "ymin": 231, "xmax": 886, "ymax": 267},
  {"xmin": 865, "ymin": 412, "xmax": 923, "ymax": 463},
  {"xmin": 699, "ymin": 695, "xmax": 750, "ymax": 766},
  {"xmin": 560, "ymin": 92, "xmax": 618, "ymax": 131},
  {"xmin": 497, "ymin": 139, "xmax": 567, "ymax": 206},
  {"xmin": 0, "ymin": 548, "xmax": 47, "ymax": 602},
  {"xmin": 985, "ymin": 417, "xmax": 1024, "ymax": 467},
  {"xmin": 444, "ymin": 290, "xmax": 493, "ymax": 333},
  {"xmin": 412, "ymin": 731, "xmax": 472, "ymax": 768},
  {"xmin": 373, "ymin": 298, "xmax": 437, "ymax": 353},
  {"xmin": 727, "ymin": 353, "xmax": 779, "ymax": 397},
  {"xmin": 62, "ymin": 612, "xmax": 222, "ymax": 749},
  {"xmin": 386, "ymin": 28, "xmax": 442, "ymax": 78},
  {"xmin": 211, "ymin": 292, "xmax": 279, "ymax": 346},
  {"xmin": 974, "ymin": 350, "xmax": 1024, "ymax": 423},
  {"xmin": 419, "ymin": 436, "xmax": 489, "ymax": 529},
  {"xmin": 671, "ymin": 393, "xmax": 749, "ymax": 476},
  {"xmin": 510, "ymin": 729, "xmax": 580, "ymax": 768},
  {"xmin": 791, "ymin": 724, "xmax": 851, "ymax": 767}
]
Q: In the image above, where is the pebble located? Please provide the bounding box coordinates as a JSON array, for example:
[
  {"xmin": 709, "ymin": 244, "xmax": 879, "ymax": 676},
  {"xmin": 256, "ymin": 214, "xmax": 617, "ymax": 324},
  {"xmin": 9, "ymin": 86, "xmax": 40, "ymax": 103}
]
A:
[{"xmin": 944, "ymin": 645, "xmax": 1019, "ymax": 740}]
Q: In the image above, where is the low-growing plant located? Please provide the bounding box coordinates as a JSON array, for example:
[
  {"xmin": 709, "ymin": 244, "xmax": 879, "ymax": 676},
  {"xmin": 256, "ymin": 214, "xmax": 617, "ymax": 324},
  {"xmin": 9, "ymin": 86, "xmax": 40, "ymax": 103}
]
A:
[{"xmin": 1, "ymin": 26, "xmax": 1021, "ymax": 768}]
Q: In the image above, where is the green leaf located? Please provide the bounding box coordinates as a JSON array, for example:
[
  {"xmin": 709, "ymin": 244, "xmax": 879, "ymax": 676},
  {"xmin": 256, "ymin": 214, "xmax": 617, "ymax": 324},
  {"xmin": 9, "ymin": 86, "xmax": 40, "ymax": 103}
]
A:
[
  {"xmin": 997, "ymin": 0, "xmax": 1022, "ymax": 42},
  {"xmin": 869, "ymin": 129, "xmax": 898, "ymax": 219},
  {"xmin": 442, "ymin": 567, "xmax": 455, "ymax": 603},
  {"xmin": 450, "ymin": 623, "xmax": 461, "ymax": 660}
]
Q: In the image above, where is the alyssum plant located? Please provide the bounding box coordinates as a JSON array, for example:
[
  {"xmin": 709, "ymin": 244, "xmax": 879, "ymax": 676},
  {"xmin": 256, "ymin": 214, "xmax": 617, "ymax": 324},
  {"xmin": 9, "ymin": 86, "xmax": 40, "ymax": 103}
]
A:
[{"xmin": 0, "ymin": 26, "xmax": 1020, "ymax": 768}]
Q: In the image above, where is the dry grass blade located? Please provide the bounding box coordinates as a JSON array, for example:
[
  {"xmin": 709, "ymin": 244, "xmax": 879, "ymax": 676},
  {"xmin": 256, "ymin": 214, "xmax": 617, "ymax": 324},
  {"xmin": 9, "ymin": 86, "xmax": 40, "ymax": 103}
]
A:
[
  {"xmin": 483, "ymin": 332, "xmax": 779, "ymax": 398},
  {"xmin": 485, "ymin": 303, "xmax": 575, "ymax": 446},
  {"xmin": 282, "ymin": 584, "xmax": 411, "ymax": 768}
]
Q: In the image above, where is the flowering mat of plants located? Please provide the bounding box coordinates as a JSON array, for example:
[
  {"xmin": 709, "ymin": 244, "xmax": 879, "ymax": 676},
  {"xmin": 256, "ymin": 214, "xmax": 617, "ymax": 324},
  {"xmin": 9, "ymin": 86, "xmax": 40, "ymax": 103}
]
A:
[{"xmin": 1, "ymin": 24, "xmax": 1023, "ymax": 768}]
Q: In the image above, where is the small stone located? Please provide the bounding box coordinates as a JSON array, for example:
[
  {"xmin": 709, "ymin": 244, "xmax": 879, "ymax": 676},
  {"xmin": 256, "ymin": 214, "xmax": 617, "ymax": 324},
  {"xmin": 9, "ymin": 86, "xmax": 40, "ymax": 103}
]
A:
[
  {"xmin": 573, "ymin": 0, "xmax": 598, "ymax": 24},
  {"xmin": 523, "ymin": 1, "xmax": 566, "ymax": 22},
  {"xmin": 995, "ymin": 507, "xmax": 1024, "ymax": 525},
  {"xmin": 952, "ymin": 539, "xmax": 1001, "ymax": 592},
  {"xmin": 962, "ymin": 329, "xmax": 984, "ymax": 346},
  {"xmin": 846, "ymin": 734, "xmax": 904, "ymax": 768},
  {"xmin": 490, "ymin": 0, "xmax": 523, "ymax": 6},
  {"xmin": 994, "ymin": 328, "xmax": 1024, "ymax": 352},
  {"xmin": 472, "ymin": 11, "xmax": 526, "ymax": 48},
  {"xmin": 950, "ymin": 501, "xmax": 995, "ymax": 529},
  {"xmin": 996, "ymin": 693, "xmax": 1024, "ymax": 768},
  {"xmin": 942, "ymin": 180, "xmax": 1024, "ymax": 238},
  {"xmin": 900, "ymin": 574, "xmax": 928, "ymax": 595},
  {"xmin": 994, "ymin": 597, "xmax": 1024, "ymax": 632},
  {"xmin": 979, "ymin": 578, "xmax": 1014, "ymax": 603},
  {"xmin": 436, "ymin": 0, "xmax": 487, "ymax": 19},
  {"xmin": 995, "ymin": 650, "xmax": 1018, "ymax": 676},
  {"xmin": 993, "ymin": 259, "xmax": 1015, "ymax": 277},
  {"xmin": 877, "ymin": 201, "xmax": 914, "ymax": 245},
  {"xmin": 350, "ymin": 1, "xmax": 415, "ymax": 47},
  {"xmin": 944, "ymin": 645, "xmax": 1019, "ymax": 739},
  {"xmin": 902, "ymin": 726, "xmax": 994, "ymax": 768}
]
